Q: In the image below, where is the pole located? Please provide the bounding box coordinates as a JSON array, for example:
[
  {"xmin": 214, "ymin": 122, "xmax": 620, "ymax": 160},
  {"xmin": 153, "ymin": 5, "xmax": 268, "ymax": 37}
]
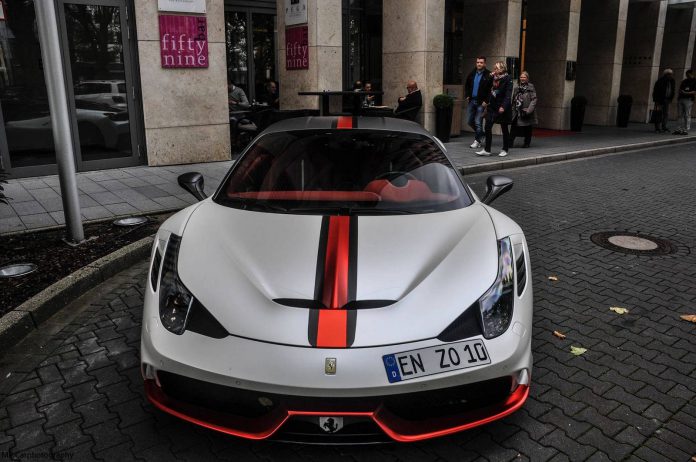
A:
[{"xmin": 34, "ymin": 0, "xmax": 84, "ymax": 244}]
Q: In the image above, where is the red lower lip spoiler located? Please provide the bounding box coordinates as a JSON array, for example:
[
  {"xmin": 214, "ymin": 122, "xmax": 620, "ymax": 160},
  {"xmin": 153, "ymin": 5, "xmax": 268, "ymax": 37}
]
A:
[{"xmin": 145, "ymin": 380, "xmax": 529, "ymax": 442}]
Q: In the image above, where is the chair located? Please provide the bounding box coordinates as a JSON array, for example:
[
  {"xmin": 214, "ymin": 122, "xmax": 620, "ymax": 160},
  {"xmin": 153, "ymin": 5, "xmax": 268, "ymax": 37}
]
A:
[{"xmin": 394, "ymin": 105, "xmax": 421, "ymax": 122}]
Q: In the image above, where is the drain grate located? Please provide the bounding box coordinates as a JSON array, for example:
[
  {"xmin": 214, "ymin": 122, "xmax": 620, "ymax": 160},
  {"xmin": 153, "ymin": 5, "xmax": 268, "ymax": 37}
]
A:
[{"xmin": 590, "ymin": 231, "xmax": 674, "ymax": 256}]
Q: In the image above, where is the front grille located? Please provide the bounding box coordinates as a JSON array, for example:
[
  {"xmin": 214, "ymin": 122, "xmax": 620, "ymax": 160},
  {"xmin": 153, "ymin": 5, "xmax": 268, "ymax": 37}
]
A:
[
  {"xmin": 382, "ymin": 376, "xmax": 512, "ymax": 421},
  {"xmin": 272, "ymin": 417, "xmax": 389, "ymax": 444},
  {"xmin": 158, "ymin": 370, "xmax": 513, "ymax": 424}
]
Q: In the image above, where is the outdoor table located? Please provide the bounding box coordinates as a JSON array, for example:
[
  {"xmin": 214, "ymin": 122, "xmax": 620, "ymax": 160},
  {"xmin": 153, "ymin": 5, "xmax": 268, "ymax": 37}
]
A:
[{"xmin": 297, "ymin": 90, "xmax": 384, "ymax": 116}]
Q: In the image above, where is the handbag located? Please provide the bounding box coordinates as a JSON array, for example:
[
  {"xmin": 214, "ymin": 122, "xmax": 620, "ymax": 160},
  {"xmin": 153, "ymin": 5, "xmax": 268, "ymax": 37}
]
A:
[{"xmin": 649, "ymin": 106, "xmax": 663, "ymax": 124}]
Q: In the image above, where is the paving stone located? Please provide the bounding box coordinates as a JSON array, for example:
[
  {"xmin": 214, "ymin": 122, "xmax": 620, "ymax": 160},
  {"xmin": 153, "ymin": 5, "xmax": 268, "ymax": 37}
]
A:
[
  {"xmin": 83, "ymin": 418, "xmax": 129, "ymax": 453},
  {"xmin": 40, "ymin": 400, "xmax": 81, "ymax": 429}
]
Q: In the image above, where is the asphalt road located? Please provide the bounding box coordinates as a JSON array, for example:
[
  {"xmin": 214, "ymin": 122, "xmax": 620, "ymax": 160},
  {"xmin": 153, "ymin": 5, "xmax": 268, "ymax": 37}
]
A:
[{"xmin": 1, "ymin": 143, "xmax": 695, "ymax": 461}]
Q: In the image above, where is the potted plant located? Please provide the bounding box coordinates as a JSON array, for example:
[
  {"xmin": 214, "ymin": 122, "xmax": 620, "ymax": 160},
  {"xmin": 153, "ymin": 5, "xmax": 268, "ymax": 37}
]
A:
[
  {"xmin": 433, "ymin": 94, "xmax": 455, "ymax": 142},
  {"xmin": 570, "ymin": 95, "xmax": 588, "ymax": 132},
  {"xmin": 616, "ymin": 94, "xmax": 633, "ymax": 128}
]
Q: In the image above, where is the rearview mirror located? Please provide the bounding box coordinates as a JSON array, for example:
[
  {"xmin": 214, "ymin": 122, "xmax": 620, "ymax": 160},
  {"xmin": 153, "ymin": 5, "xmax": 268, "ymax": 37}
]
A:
[
  {"xmin": 178, "ymin": 172, "xmax": 207, "ymax": 201},
  {"xmin": 481, "ymin": 175, "xmax": 513, "ymax": 205}
]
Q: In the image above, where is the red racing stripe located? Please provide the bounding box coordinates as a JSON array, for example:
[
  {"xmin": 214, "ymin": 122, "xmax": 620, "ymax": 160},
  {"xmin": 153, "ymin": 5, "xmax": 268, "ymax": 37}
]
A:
[
  {"xmin": 316, "ymin": 216, "xmax": 351, "ymax": 347},
  {"xmin": 336, "ymin": 116, "xmax": 353, "ymax": 129}
]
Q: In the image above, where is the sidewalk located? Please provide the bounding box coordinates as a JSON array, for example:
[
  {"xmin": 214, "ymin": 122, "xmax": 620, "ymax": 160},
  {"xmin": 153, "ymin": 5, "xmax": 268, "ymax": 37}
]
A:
[{"xmin": 1, "ymin": 123, "xmax": 695, "ymax": 235}]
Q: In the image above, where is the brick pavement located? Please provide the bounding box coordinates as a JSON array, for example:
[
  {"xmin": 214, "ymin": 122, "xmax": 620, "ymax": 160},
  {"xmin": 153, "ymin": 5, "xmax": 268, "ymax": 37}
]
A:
[{"xmin": 0, "ymin": 144, "xmax": 695, "ymax": 460}]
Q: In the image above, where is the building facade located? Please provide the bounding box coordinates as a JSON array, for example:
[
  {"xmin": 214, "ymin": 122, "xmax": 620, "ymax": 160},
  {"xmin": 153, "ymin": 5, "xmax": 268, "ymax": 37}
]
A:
[{"xmin": 0, "ymin": 0, "xmax": 694, "ymax": 178}]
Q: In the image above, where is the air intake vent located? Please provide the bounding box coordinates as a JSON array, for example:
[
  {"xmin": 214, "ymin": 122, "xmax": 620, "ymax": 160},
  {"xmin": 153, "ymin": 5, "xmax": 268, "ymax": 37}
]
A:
[
  {"xmin": 516, "ymin": 252, "xmax": 526, "ymax": 296},
  {"xmin": 150, "ymin": 246, "xmax": 162, "ymax": 291}
]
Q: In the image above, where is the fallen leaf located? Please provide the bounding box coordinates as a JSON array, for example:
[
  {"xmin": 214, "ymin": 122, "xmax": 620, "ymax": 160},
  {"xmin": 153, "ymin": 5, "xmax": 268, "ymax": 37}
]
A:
[
  {"xmin": 570, "ymin": 346, "xmax": 587, "ymax": 356},
  {"xmin": 609, "ymin": 307, "xmax": 629, "ymax": 315},
  {"xmin": 680, "ymin": 314, "xmax": 696, "ymax": 323},
  {"xmin": 553, "ymin": 330, "xmax": 566, "ymax": 340},
  {"xmin": 548, "ymin": 276, "xmax": 558, "ymax": 281}
]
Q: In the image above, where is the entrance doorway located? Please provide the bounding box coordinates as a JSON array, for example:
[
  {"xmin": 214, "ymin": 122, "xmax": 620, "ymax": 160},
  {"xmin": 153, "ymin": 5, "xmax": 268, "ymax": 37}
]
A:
[
  {"xmin": 224, "ymin": 3, "xmax": 277, "ymax": 103},
  {"xmin": 0, "ymin": 0, "xmax": 144, "ymax": 178}
]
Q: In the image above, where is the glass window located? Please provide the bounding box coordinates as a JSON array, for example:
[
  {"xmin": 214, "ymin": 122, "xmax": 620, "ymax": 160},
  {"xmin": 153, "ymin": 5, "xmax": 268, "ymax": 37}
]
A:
[
  {"xmin": 216, "ymin": 130, "xmax": 472, "ymax": 215},
  {"xmin": 64, "ymin": 4, "xmax": 132, "ymax": 161},
  {"xmin": 225, "ymin": 11, "xmax": 249, "ymax": 94},
  {"xmin": 0, "ymin": 0, "xmax": 57, "ymax": 168},
  {"xmin": 444, "ymin": 0, "xmax": 465, "ymax": 84}
]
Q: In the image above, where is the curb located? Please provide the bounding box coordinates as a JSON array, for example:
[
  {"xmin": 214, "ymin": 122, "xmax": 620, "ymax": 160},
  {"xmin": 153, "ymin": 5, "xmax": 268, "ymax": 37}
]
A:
[
  {"xmin": 0, "ymin": 235, "xmax": 154, "ymax": 351},
  {"xmin": 459, "ymin": 135, "xmax": 696, "ymax": 175}
]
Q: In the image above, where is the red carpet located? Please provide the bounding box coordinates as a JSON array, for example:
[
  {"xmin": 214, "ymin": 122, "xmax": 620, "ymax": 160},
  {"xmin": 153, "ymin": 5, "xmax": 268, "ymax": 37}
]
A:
[{"xmin": 532, "ymin": 128, "xmax": 577, "ymax": 138}]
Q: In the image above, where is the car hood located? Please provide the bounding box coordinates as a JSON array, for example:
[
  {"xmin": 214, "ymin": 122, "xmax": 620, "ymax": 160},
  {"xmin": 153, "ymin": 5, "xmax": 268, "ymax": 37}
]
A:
[{"xmin": 177, "ymin": 200, "xmax": 499, "ymax": 348}]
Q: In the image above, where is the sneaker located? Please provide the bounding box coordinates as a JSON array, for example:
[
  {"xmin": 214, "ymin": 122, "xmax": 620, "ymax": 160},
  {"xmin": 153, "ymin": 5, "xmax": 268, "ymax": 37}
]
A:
[
  {"xmin": 498, "ymin": 150, "xmax": 508, "ymax": 157},
  {"xmin": 470, "ymin": 140, "xmax": 481, "ymax": 149},
  {"xmin": 475, "ymin": 149, "xmax": 492, "ymax": 156}
]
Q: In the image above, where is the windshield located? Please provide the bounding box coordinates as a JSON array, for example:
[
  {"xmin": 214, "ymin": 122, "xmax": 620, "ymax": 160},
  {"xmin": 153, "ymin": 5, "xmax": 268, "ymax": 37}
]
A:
[{"xmin": 215, "ymin": 130, "xmax": 472, "ymax": 215}]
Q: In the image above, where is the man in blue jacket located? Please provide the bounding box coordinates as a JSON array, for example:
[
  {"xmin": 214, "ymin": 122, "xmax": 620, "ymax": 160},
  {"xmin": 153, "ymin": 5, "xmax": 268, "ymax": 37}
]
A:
[{"xmin": 465, "ymin": 57, "xmax": 493, "ymax": 149}]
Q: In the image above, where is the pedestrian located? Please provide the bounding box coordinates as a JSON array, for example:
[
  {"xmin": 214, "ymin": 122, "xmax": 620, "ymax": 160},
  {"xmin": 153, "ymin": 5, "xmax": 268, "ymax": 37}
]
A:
[
  {"xmin": 476, "ymin": 61, "xmax": 513, "ymax": 157},
  {"xmin": 652, "ymin": 68, "xmax": 675, "ymax": 133},
  {"xmin": 465, "ymin": 56, "xmax": 493, "ymax": 149},
  {"xmin": 510, "ymin": 71, "xmax": 538, "ymax": 148},
  {"xmin": 674, "ymin": 69, "xmax": 696, "ymax": 135}
]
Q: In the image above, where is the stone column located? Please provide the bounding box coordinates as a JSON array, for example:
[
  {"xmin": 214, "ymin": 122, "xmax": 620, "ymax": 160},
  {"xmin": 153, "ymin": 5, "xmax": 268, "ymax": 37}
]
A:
[
  {"xmin": 575, "ymin": 0, "xmax": 629, "ymax": 126},
  {"xmin": 276, "ymin": 0, "xmax": 342, "ymax": 111},
  {"xmin": 458, "ymin": 0, "xmax": 521, "ymax": 134},
  {"xmin": 660, "ymin": 5, "xmax": 696, "ymax": 119},
  {"xmin": 524, "ymin": 0, "xmax": 581, "ymax": 130},
  {"xmin": 135, "ymin": 0, "xmax": 230, "ymax": 165},
  {"xmin": 382, "ymin": 0, "xmax": 445, "ymax": 132},
  {"xmin": 460, "ymin": 0, "xmax": 522, "ymax": 66},
  {"xmin": 619, "ymin": 0, "xmax": 668, "ymax": 123}
]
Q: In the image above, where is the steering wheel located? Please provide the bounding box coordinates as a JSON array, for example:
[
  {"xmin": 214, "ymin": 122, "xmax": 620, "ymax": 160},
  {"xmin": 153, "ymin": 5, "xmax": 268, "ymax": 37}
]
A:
[{"xmin": 374, "ymin": 171, "xmax": 417, "ymax": 187}]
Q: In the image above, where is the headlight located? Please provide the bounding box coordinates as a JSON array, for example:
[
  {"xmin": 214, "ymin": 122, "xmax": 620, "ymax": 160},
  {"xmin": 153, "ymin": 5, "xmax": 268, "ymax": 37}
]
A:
[
  {"xmin": 158, "ymin": 234, "xmax": 194, "ymax": 335},
  {"xmin": 478, "ymin": 237, "xmax": 514, "ymax": 339}
]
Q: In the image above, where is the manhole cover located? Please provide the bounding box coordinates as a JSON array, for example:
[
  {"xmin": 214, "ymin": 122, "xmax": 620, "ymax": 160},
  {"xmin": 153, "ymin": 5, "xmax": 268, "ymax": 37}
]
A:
[
  {"xmin": 113, "ymin": 216, "xmax": 149, "ymax": 227},
  {"xmin": 591, "ymin": 232, "xmax": 674, "ymax": 255},
  {"xmin": 0, "ymin": 263, "xmax": 38, "ymax": 279}
]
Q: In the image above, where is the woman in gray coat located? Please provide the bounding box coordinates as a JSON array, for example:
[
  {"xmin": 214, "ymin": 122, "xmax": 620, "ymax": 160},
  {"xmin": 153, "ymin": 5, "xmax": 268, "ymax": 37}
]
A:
[{"xmin": 511, "ymin": 71, "xmax": 538, "ymax": 148}]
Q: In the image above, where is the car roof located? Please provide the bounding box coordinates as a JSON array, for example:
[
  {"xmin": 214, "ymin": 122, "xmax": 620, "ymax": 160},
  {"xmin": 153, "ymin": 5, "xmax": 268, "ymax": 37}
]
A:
[{"xmin": 260, "ymin": 116, "xmax": 432, "ymax": 138}]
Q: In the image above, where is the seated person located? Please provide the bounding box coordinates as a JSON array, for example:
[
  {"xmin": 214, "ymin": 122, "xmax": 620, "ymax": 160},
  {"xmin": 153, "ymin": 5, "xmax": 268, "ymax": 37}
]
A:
[
  {"xmin": 362, "ymin": 81, "xmax": 376, "ymax": 107},
  {"xmin": 395, "ymin": 80, "xmax": 422, "ymax": 121},
  {"xmin": 259, "ymin": 80, "xmax": 279, "ymax": 109},
  {"xmin": 228, "ymin": 82, "xmax": 250, "ymax": 110}
]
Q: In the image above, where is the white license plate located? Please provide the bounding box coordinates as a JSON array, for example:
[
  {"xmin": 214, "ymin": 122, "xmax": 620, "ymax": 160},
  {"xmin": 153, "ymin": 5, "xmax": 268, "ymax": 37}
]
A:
[{"xmin": 382, "ymin": 339, "xmax": 491, "ymax": 383}]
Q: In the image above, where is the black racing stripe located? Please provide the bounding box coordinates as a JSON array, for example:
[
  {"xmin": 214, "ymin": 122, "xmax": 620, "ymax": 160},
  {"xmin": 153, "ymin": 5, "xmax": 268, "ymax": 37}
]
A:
[
  {"xmin": 352, "ymin": 116, "xmax": 358, "ymax": 129},
  {"xmin": 346, "ymin": 216, "xmax": 359, "ymax": 347},
  {"xmin": 308, "ymin": 216, "xmax": 330, "ymax": 347},
  {"xmin": 331, "ymin": 118, "xmax": 338, "ymax": 129}
]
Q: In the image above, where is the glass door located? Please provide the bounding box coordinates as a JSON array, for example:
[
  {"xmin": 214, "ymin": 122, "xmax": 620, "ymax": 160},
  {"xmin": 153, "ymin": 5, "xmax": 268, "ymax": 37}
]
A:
[
  {"xmin": 57, "ymin": 0, "xmax": 143, "ymax": 170},
  {"xmin": 224, "ymin": 9, "xmax": 277, "ymax": 102},
  {"xmin": 0, "ymin": 0, "xmax": 59, "ymax": 176}
]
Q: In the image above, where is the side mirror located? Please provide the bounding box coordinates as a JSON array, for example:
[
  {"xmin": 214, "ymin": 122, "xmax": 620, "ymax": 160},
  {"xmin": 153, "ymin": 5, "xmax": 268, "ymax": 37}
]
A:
[
  {"xmin": 178, "ymin": 172, "xmax": 207, "ymax": 201},
  {"xmin": 481, "ymin": 175, "xmax": 513, "ymax": 205}
]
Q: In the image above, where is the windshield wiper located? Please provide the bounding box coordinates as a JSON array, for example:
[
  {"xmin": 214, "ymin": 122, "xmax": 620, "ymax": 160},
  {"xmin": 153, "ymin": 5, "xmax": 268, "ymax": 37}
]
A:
[{"xmin": 223, "ymin": 197, "xmax": 290, "ymax": 213}]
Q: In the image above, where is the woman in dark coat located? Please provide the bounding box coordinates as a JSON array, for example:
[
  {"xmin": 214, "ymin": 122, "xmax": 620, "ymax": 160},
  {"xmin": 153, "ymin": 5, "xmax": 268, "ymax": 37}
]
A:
[
  {"xmin": 476, "ymin": 61, "xmax": 513, "ymax": 157},
  {"xmin": 511, "ymin": 71, "xmax": 538, "ymax": 148}
]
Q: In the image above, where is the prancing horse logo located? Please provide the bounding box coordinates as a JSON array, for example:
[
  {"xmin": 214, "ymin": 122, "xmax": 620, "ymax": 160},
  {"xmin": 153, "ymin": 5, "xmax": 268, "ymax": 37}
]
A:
[
  {"xmin": 319, "ymin": 416, "xmax": 343, "ymax": 433},
  {"xmin": 325, "ymin": 357, "xmax": 336, "ymax": 375}
]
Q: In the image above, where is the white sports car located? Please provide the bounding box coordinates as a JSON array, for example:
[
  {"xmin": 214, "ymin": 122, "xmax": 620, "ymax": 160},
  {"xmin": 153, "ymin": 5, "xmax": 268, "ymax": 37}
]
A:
[{"xmin": 141, "ymin": 116, "xmax": 532, "ymax": 443}]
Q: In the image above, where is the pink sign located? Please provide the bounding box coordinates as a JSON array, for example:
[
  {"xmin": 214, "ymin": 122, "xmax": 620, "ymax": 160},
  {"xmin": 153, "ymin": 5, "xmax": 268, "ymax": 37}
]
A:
[
  {"xmin": 159, "ymin": 15, "xmax": 208, "ymax": 68},
  {"xmin": 286, "ymin": 26, "xmax": 309, "ymax": 70}
]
